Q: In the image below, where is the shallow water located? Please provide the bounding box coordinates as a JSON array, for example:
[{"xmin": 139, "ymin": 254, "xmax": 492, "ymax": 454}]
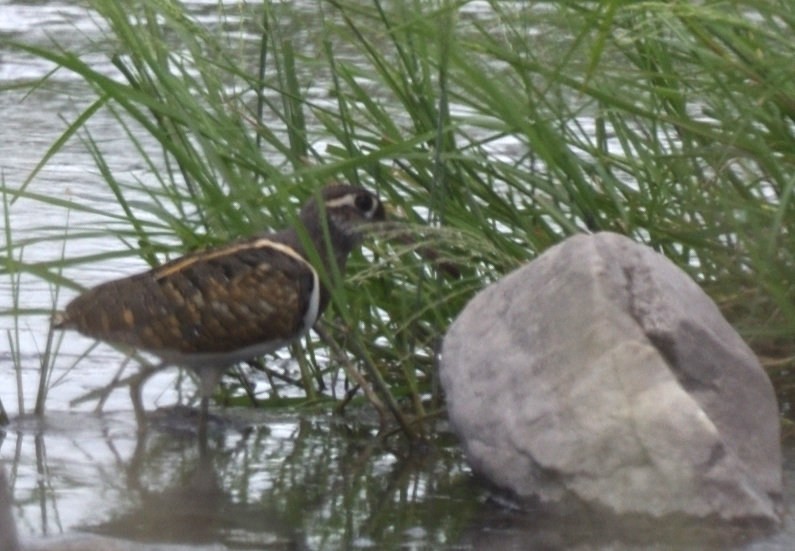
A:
[
  {"xmin": 4, "ymin": 410, "xmax": 795, "ymax": 551},
  {"xmin": 3, "ymin": 1, "xmax": 795, "ymax": 549},
  {"xmin": 2, "ymin": 409, "xmax": 479, "ymax": 550}
]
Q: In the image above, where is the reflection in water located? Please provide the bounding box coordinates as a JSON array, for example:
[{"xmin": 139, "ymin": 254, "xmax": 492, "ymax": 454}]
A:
[
  {"xmin": 89, "ymin": 430, "xmax": 295, "ymax": 546},
  {"xmin": 1, "ymin": 461, "xmax": 20, "ymax": 551},
  {"xmin": 0, "ymin": 410, "xmax": 478, "ymax": 550},
  {"xmin": 5, "ymin": 411, "xmax": 794, "ymax": 550}
]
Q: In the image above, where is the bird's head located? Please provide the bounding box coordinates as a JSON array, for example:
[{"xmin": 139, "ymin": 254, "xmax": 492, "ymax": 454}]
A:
[{"xmin": 299, "ymin": 185, "xmax": 386, "ymax": 247}]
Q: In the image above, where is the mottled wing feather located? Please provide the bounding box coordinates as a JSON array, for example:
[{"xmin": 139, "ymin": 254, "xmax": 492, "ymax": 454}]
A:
[{"xmin": 63, "ymin": 243, "xmax": 316, "ymax": 355}]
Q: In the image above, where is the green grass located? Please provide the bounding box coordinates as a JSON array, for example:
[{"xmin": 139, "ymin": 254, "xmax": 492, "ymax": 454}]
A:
[{"xmin": 2, "ymin": 0, "xmax": 794, "ymax": 437}]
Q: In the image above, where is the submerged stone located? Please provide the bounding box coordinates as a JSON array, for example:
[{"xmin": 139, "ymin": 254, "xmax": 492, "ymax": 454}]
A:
[{"xmin": 440, "ymin": 232, "xmax": 783, "ymax": 524}]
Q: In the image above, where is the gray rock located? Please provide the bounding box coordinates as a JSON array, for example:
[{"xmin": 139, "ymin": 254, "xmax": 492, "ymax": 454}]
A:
[{"xmin": 440, "ymin": 231, "xmax": 783, "ymax": 523}]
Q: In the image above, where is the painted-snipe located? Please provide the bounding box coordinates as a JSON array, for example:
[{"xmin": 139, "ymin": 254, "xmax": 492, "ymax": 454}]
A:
[{"xmin": 53, "ymin": 185, "xmax": 385, "ymax": 436}]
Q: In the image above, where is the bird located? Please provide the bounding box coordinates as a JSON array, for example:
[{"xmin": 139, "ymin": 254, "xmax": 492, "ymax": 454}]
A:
[{"xmin": 53, "ymin": 184, "xmax": 386, "ymax": 438}]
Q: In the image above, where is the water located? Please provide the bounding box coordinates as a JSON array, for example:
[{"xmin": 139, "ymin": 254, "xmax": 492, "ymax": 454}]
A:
[
  {"xmin": 2, "ymin": 411, "xmax": 476, "ymax": 550},
  {"xmin": 2, "ymin": 1, "xmax": 795, "ymax": 549}
]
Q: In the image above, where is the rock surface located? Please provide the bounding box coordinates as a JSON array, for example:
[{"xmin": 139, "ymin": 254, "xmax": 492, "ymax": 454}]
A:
[{"xmin": 440, "ymin": 231, "xmax": 783, "ymax": 523}]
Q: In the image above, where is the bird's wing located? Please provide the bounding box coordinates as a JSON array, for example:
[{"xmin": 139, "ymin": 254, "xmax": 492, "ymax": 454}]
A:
[{"xmin": 62, "ymin": 239, "xmax": 318, "ymax": 355}]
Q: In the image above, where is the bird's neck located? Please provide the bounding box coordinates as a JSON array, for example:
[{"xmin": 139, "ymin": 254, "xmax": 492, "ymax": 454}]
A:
[{"xmin": 277, "ymin": 220, "xmax": 356, "ymax": 311}]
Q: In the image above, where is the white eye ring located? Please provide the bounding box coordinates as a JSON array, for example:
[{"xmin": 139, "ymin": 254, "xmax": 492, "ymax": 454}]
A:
[{"xmin": 325, "ymin": 193, "xmax": 379, "ymax": 218}]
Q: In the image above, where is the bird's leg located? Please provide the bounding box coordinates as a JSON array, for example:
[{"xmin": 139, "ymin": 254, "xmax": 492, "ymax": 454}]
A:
[
  {"xmin": 198, "ymin": 395, "xmax": 210, "ymax": 431},
  {"xmin": 94, "ymin": 354, "xmax": 133, "ymax": 414},
  {"xmin": 194, "ymin": 366, "xmax": 224, "ymax": 451},
  {"xmin": 129, "ymin": 375, "xmax": 146, "ymax": 432},
  {"xmin": 234, "ymin": 364, "xmax": 259, "ymax": 408},
  {"xmin": 198, "ymin": 395, "xmax": 210, "ymax": 456},
  {"xmin": 128, "ymin": 363, "xmax": 159, "ymax": 433}
]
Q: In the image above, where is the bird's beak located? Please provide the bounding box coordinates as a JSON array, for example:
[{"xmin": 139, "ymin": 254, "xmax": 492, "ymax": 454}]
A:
[{"xmin": 383, "ymin": 203, "xmax": 400, "ymax": 218}]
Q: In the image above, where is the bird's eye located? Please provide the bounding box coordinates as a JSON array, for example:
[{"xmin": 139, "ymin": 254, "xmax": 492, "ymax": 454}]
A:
[{"xmin": 355, "ymin": 193, "xmax": 374, "ymax": 213}]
